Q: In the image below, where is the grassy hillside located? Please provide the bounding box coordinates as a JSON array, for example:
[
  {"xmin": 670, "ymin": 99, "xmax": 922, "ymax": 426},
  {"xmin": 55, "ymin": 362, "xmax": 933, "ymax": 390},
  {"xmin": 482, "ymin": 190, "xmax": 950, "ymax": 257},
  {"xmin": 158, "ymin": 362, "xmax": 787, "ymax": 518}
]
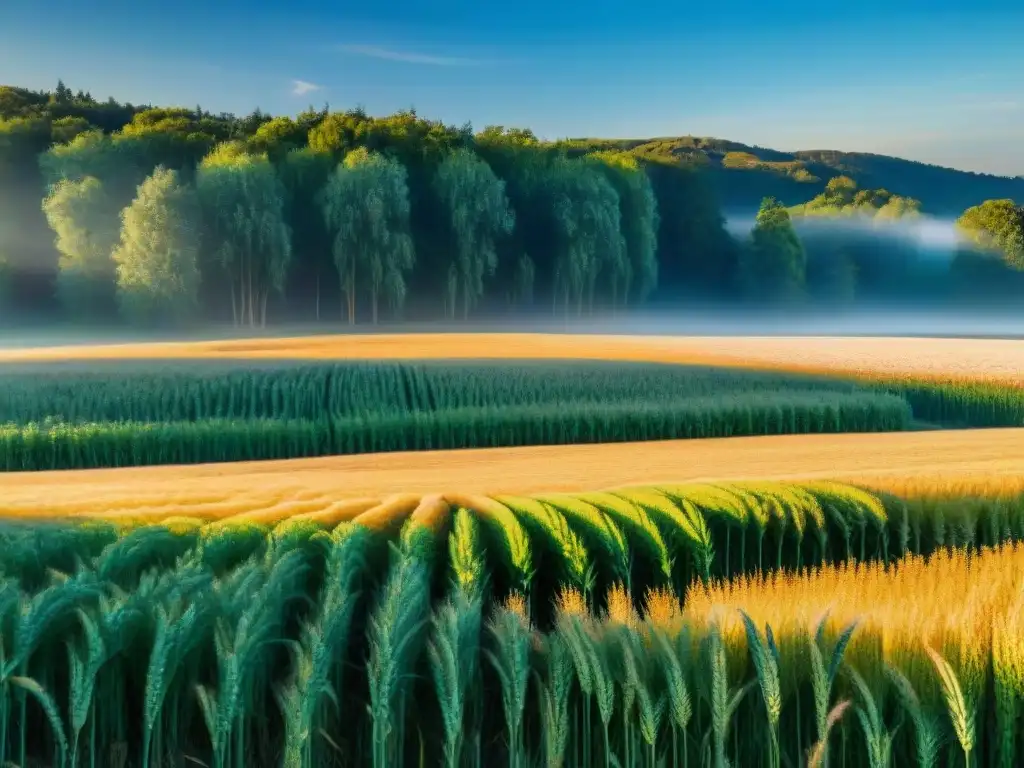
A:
[{"xmin": 562, "ymin": 135, "xmax": 1024, "ymax": 216}]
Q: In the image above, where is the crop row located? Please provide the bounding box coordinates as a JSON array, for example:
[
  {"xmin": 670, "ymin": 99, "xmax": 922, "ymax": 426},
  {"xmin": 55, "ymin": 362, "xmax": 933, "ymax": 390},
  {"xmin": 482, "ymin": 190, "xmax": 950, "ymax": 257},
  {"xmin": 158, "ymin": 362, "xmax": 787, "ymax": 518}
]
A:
[
  {"xmin": 0, "ymin": 391, "xmax": 910, "ymax": 471},
  {"xmin": 7, "ymin": 479, "xmax": 1023, "ymax": 596},
  {"xmin": 0, "ymin": 361, "xmax": 881, "ymax": 424},
  {"xmin": 2, "ymin": 360, "xmax": 1023, "ymax": 429},
  {"xmin": 0, "ymin": 479, "xmax": 1021, "ymax": 767}
]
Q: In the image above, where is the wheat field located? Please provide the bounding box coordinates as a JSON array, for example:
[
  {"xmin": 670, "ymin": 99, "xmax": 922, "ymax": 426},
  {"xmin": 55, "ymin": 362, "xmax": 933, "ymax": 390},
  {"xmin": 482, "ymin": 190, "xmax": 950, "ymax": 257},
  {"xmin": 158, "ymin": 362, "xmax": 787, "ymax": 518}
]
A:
[
  {"xmin": 2, "ymin": 332, "xmax": 1024, "ymax": 767},
  {"xmin": 1, "ymin": 333, "xmax": 1022, "ymax": 383},
  {"xmin": 4, "ymin": 428, "xmax": 1024, "ymax": 520}
]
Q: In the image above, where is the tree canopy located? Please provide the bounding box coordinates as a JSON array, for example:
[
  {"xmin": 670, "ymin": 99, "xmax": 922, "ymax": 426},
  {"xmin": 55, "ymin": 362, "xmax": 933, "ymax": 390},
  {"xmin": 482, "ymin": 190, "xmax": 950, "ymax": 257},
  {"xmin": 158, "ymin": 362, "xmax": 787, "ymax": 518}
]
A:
[
  {"xmin": 957, "ymin": 199, "xmax": 1024, "ymax": 270},
  {"xmin": 739, "ymin": 197, "xmax": 806, "ymax": 302},
  {"xmin": 112, "ymin": 166, "xmax": 201, "ymax": 324},
  {"xmin": 434, "ymin": 148, "xmax": 514, "ymax": 319},
  {"xmin": 319, "ymin": 148, "xmax": 415, "ymax": 324},
  {"xmin": 195, "ymin": 142, "xmax": 292, "ymax": 327}
]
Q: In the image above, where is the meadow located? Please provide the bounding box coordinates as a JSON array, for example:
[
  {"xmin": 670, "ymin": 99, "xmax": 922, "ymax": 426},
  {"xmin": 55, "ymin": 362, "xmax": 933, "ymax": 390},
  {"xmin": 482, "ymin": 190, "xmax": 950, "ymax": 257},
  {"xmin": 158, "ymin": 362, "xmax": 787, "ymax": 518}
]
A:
[
  {"xmin": 0, "ymin": 477, "xmax": 1022, "ymax": 767},
  {"xmin": 2, "ymin": 331, "xmax": 1023, "ymax": 767}
]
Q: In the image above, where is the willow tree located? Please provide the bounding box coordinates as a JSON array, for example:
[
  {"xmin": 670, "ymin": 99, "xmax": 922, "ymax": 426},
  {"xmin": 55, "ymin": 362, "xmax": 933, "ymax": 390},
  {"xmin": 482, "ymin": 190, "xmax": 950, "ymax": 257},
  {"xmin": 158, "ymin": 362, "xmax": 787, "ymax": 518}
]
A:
[
  {"xmin": 39, "ymin": 130, "xmax": 144, "ymax": 321},
  {"xmin": 112, "ymin": 166, "xmax": 201, "ymax": 325},
  {"xmin": 546, "ymin": 156, "xmax": 625, "ymax": 315},
  {"xmin": 196, "ymin": 142, "xmax": 292, "ymax": 327},
  {"xmin": 433, "ymin": 148, "xmax": 514, "ymax": 319},
  {"xmin": 318, "ymin": 147, "xmax": 415, "ymax": 324},
  {"xmin": 588, "ymin": 152, "xmax": 659, "ymax": 306},
  {"xmin": 41, "ymin": 176, "xmax": 119, "ymax": 320},
  {"xmin": 280, "ymin": 147, "xmax": 335, "ymax": 321}
]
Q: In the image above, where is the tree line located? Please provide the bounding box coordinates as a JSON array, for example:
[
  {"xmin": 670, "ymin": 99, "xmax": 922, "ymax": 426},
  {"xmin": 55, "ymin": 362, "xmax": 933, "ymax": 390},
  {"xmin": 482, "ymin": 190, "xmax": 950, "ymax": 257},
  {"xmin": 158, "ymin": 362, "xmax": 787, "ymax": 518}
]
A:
[{"xmin": 0, "ymin": 82, "xmax": 1022, "ymax": 328}]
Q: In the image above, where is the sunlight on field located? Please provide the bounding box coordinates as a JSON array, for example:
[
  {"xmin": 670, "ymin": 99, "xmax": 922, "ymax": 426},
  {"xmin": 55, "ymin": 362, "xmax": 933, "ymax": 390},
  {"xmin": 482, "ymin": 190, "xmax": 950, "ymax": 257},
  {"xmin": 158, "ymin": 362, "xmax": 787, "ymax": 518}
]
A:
[
  {"xmin": 4, "ymin": 428, "xmax": 1024, "ymax": 519},
  {"xmin": 0, "ymin": 332, "xmax": 1020, "ymax": 383}
]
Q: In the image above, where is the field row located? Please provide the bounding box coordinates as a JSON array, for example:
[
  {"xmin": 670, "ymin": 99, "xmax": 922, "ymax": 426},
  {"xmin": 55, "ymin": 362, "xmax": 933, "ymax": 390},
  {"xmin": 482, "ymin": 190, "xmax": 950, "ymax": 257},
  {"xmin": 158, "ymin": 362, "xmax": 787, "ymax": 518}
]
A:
[
  {"xmin": 0, "ymin": 392, "xmax": 912, "ymax": 471},
  {"xmin": 1, "ymin": 356, "xmax": 1023, "ymax": 471},
  {"xmin": 2, "ymin": 332, "xmax": 1023, "ymax": 383},
  {"xmin": 0, "ymin": 361, "xmax": 886, "ymax": 424},
  {"xmin": 7, "ymin": 478, "xmax": 1023, "ymax": 596},
  {"xmin": 0, "ymin": 479, "xmax": 1022, "ymax": 767}
]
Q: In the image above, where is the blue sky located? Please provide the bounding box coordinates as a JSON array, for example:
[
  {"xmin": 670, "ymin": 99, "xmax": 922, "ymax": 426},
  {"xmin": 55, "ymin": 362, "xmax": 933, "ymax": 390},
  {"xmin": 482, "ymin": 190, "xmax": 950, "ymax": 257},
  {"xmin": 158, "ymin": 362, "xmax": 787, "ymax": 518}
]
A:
[{"xmin": 2, "ymin": 0, "xmax": 1022, "ymax": 176}]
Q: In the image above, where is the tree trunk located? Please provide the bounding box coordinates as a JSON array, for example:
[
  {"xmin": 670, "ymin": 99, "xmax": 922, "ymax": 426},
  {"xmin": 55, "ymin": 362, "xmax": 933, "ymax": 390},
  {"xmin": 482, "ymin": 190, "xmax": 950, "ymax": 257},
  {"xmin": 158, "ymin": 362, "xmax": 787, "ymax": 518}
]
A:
[
  {"xmin": 344, "ymin": 283, "xmax": 355, "ymax": 325},
  {"xmin": 248, "ymin": 258, "xmax": 255, "ymax": 327},
  {"xmin": 238, "ymin": 272, "xmax": 246, "ymax": 329},
  {"xmin": 344, "ymin": 261, "xmax": 356, "ymax": 325},
  {"xmin": 260, "ymin": 290, "xmax": 269, "ymax": 328},
  {"xmin": 315, "ymin": 270, "xmax": 321, "ymax": 323}
]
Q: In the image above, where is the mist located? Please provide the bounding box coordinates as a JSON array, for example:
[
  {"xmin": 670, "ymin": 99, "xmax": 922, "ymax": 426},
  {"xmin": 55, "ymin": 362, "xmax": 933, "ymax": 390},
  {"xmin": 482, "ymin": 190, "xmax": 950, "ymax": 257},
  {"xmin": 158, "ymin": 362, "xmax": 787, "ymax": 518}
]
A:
[
  {"xmin": 5, "ymin": 304, "xmax": 1024, "ymax": 356},
  {"xmin": 723, "ymin": 210, "xmax": 972, "ymax": 267},
  {"xmin": 1, "ymin": 204, "xmax": 1019, "ymax": 351}
]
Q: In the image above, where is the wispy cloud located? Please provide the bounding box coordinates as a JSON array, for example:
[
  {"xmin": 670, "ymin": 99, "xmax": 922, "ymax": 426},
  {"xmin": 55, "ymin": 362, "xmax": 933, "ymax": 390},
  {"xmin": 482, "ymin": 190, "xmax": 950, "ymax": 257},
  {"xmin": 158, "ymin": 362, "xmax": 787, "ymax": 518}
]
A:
[
  {"xmin": 291, "ymin": 79, "xmax": 322, "ymax": 96},
  {"xmin": 338, "ymin": 44, "xmax": 480, "ymax": 67}
]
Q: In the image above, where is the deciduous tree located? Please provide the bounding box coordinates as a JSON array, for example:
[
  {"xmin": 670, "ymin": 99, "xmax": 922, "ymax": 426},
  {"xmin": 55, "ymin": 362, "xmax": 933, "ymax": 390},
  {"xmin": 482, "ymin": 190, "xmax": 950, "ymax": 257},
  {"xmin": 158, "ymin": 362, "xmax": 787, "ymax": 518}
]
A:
[
  {"xmin": 112, "ymin": 166, "xmax": 201, "ymax": 324},
  {"xmin": 196, "ymin": 142, "xmax": 292, "ymax": 327},
  {"xmin": 739, "ymin": 197, "xmax": 806, "ymax": 302},
  {"xmin": 41, "ymin": 176, "xmax": 119, "ymax": 319},
  {"xmin": 280, "ymin": 147, "xmax": 335, "ymax": 320},
  {"xmin": 318, "ymin": 148, "xmax": 415, "ymax": 324},
  {"xmin": 433, "ymin": 148, "xmax": 514, "ymax": 319},
  {"xmin": 588, "ymin": 151, "xmax": 659, "ymax": 306},
  {"xmin": 545, "ymin": 156, "xmax": 625, "ymax": 315},
  {"xmin": 957, "ymin": 199, "xmax": 1024, "ymax": 269}
]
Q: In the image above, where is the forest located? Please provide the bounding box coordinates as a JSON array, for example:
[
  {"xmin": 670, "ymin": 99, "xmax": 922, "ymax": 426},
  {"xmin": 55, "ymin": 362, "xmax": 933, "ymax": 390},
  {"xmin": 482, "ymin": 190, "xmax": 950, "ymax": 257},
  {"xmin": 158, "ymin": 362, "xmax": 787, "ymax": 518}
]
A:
[{"xmin": 0, "ymin": 81, "xmax": 1022, "ymax": 328}]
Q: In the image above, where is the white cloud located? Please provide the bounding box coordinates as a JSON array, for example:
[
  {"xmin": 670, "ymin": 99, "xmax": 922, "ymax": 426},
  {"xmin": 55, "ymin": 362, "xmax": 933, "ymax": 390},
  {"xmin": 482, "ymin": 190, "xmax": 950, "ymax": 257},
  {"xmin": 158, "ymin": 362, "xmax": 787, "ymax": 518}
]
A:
[
  {"xmin": 291, "ymin": 80, "xmax": 322, "ymax": 96},
  {"xmin": 337, "ymin": 44, "xmax": 479, "ymax": 67}
]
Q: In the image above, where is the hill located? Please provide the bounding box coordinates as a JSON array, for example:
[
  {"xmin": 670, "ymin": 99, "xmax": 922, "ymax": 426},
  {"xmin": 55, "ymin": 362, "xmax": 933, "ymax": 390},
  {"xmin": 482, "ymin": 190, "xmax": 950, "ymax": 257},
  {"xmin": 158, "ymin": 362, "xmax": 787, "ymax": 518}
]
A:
[
  {"xmin": 561, "ymin": 136, "xmax": 1024, "ymax": 216},
  {"xmin": 3, "ymin": 82, "xmax": 1020, "ymax": 219}
]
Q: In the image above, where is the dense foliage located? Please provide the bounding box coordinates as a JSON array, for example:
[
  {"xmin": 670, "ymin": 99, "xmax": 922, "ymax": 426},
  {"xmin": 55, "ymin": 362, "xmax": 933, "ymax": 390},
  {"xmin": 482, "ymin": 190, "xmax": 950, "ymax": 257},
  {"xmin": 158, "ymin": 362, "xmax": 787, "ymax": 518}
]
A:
[
  {"xmin": 956, "ymin": 199, "xmax": 1024, "ymax": 269},
  {"xmin": 1, "ymin": 82, "xmax": 1022, "ymax": 326},
  {"xmin": 0, "ymin": 478, "xmax": 1022, "ymax": 767}
]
